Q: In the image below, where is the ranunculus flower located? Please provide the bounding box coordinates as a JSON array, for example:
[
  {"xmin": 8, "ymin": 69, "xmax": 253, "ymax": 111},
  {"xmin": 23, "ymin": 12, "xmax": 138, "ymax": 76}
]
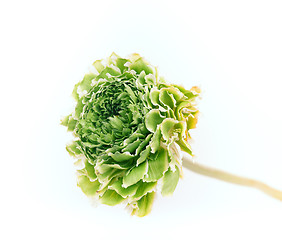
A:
[
  {"xmin": 61, "ymin": 52, "xmax": 200, "ymax": 216},
  {"xmin": 62, "ymin": 53, "xmax": 282, "ymax": 217}
]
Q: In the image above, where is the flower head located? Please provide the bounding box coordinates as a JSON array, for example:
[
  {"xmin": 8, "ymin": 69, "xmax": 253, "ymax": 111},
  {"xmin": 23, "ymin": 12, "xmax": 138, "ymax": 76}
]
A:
[{"xmin": 62, "ymin": 53, "xmax": 200, "ymax": 216}]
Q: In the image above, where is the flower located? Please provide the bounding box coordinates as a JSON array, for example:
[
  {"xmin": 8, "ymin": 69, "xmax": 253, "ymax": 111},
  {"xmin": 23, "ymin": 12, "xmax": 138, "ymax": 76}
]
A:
[{"xmin": 61, "ymin": 53, "xmax": 200, "ymax": 216}]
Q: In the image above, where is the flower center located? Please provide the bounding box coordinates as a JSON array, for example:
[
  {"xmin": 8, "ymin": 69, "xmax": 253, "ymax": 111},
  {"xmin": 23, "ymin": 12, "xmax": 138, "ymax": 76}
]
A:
[{"xmin": 76, "ymin": 78, "xmax": 147, "ymax": 157}]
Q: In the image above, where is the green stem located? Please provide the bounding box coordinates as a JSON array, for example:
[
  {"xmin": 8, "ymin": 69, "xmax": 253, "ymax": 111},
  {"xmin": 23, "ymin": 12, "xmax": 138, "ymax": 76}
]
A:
[{"xmin": 182, "ymin": 155, "xmax": 282, "ymax": 201}]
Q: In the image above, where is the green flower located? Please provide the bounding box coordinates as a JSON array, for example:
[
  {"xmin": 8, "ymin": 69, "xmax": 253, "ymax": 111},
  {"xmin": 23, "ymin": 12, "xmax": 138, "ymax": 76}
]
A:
[{"xmin": 61, "ymin": 52, "xmax": 200, "ymax": 217}]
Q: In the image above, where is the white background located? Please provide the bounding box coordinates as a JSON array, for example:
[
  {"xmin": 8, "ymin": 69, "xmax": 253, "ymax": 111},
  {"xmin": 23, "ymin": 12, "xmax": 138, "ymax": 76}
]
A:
[{"xmin": 1, "ymin": 0, "xmax": 282, "ymax": 239}]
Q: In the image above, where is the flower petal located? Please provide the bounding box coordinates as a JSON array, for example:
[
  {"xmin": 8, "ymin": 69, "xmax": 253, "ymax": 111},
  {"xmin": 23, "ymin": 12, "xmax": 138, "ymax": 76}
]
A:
[
  {"xmin": 144, "ymin": 148, "xmax": 169, "ymax": 182},
  {"xmin": 132, "ymin": 192, "xmax": 155, "ymax": 217},
  {"xmin": 100, "ymin": 189, "xmax": 125, "ymax": 206},
  {"xmin": 149, "ymin": 126, "xmax": 162, "ymax": 154},
  {"xmin": 159, "ymin": 89, "xmax": 176, "ymax": 109},
  {"xmin": 136, "ymin": 146, "xmax": 151, "ymax": 166},
  {"xmin": 109, "ymin": 178, "xmax": 139, "ymax": 198},
  {"xmin": 123, "ymin": 161, "xmax": 148, "ymax": 188},
  {"xmin": 132, "ymin": 181, "xmax": 157, "ymax": 200},
  {"xmin": 145, "ymin": 109, "xmax": 165, "ymax": 133},
  {"xmin": 122, "ymin": 139, "xmax": 142, "ymax": 153},
  {"xmin": 77, "ymin": 175, "xmax": 100, "ymax": 197},
  {"xmin": 109, "ymin": 152, "xmax": 135, "ymax": 162},
  {"xmin": 160, "ymin": 118, "xmax": 179, "ymax": 142},
  {"xmin": 130, "ymin": 57, "xmax": 153, "ymax": 75},
  {"xmin": 161, "ymin": 166, "xmax": 180, "ymax": 196},
  {"xmin": 92, "ymin": 60, "xmax": 104, "ymax": 73}
]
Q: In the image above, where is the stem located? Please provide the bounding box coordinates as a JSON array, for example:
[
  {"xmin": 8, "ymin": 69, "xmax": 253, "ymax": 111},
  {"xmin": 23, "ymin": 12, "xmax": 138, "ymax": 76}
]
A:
[{"xmin": 182, "ymin": 155, "xmax": 282, "ymax": 201}]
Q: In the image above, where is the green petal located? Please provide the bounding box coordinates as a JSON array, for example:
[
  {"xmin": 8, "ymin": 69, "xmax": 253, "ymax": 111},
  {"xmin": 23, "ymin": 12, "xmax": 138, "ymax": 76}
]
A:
[
  {"xmin": 109, "ymin": 178, "xmax": 138, "ymax": 198},
  {"xmin": 97, "ymin": 168, "xmax": 124, "ymax": 191},
  {"xmin": 66, "ymin": 141, "xmax": 82, "ymax": 156},
  {"xmin": 160, "ymin": 118, "xmax": 178, "ymax": 141},
  {"xmin": 144, "ymin": 74, "xmax": 155, "ymax": 85},
  {"xmin": 145, "ymin": 109, "xmax": 165, "ymax": 133},
  {"xmin": 124, "ymin": 132, "xmax": 144, "ymax": 145},
  {"xmin": 110, "ymin": 152, "xmax": 134, "ymax": 162},
  {"xmin": 166, "ymin": 86, "xmax": 184, "ymax": 101},
  {"xmin": 60, "ymin": 114, "xmax": 71, "ymax": 127},
  {"xmin": 98, "ymin": 66, "xmax": 121, "ymax": 79},
  {"xmin": 176, "ymin": 139, "xmax": 192, "ymax": 155},
  {"xmin": 77, "ymin": 175, "xmax": 100, "ymax": 197},
  {"xmin": 172, "ymin": 85, "xmax": 199, "ymax": 99},
  {"xmin": 67, "ymin": 118, "xmax": 77, "ymax": 131},
  {"xmin": 132, "ymin": 192, "xmax": 155, "ymax": 217},
  {"xmin": 144, "ymin": 148, "xmax": 169, "ymax": 182},
  {"xmin": 100, "ymin": 189, "xmax": 125, "ymax": 206},
  {"xmin": 145, "ymin": 91, "xmax": 154, "ymax": 108},
  {"xmin": 175, "ymin": 100, "xmax": 191, "ymax": 120},
  {"xmin": 108, "ymin": 116, "xmax": 123, "ymax": 130},
  {"xmin": 96, "ymin": 165, "xmax": 122, "ymax": 180},
  {"xmin": 72, "ymin": 83, "xmax": 79, "ymax": 101},
  {"xmin": 122, "ymin": 139, "xmax": 142, "ymax": 153},
  {"xmin": 150, "ymin": 88, "xmax": 160, "ymax": 106},
  {"xmin": 92, "ymin": 60, "xmax": 104, "ymax": 73},
  {"xmin": 161, "ymin": 166, "xmax": 180, "ymax": 196},
  {"xmin": 108, "ymin": 52, "xmax": 120, "ymax": 65},
  {"xmin": 149, "ymin": 127, "xmax": 162, "ymax": 153},
  {"xmin": 84, "ymin": 160, "xmax": 97, "ymax": 181},
  {"xmin": 130, "ymin": 57, "xmax": 153, "ymax": 75},
  {"xmin": 80, "ymin": 73, "xmax": 96, "ymax": 92},
  {"xmin": 97, "ymin": 163, "xmax": 127, "ymax": 174},
  {"xmin": 137, "ymin": 146, "xmax": 151, "ymax": 166},
  {"xmin": 124, "ymin": 84, "xmax": 137, "ymax": 103},
  {"xmin": 123, "ymin": 161, "xmax": 148, "ymax": 188},
  {"xmin": 116, "ymin": 58, "xmax": 128, "ymax": 73},
  {"xmin": 135, "ymin": 134, "xmax": 152, "ymax": 156},
  {"xmin": 136, "ymin": 71, "xmax": 146, "ymax": 87},
  {"xmin": 132, "ymin": 181, "xmax": 157, "ymax": 199},
  {"xmin": 74, "ymin": 98, "xmax": 84, "ymax": 119},
  {"xmin": 167, "ymin": 141, "xmax": 181, "ymax": 169},
  {"xmin": 186, "ymin": 111, "xmax": 199, "ymax": 129},
  {"xmin": 159, "ymin": 89, "xmax": 176, "ymax": 109}
]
